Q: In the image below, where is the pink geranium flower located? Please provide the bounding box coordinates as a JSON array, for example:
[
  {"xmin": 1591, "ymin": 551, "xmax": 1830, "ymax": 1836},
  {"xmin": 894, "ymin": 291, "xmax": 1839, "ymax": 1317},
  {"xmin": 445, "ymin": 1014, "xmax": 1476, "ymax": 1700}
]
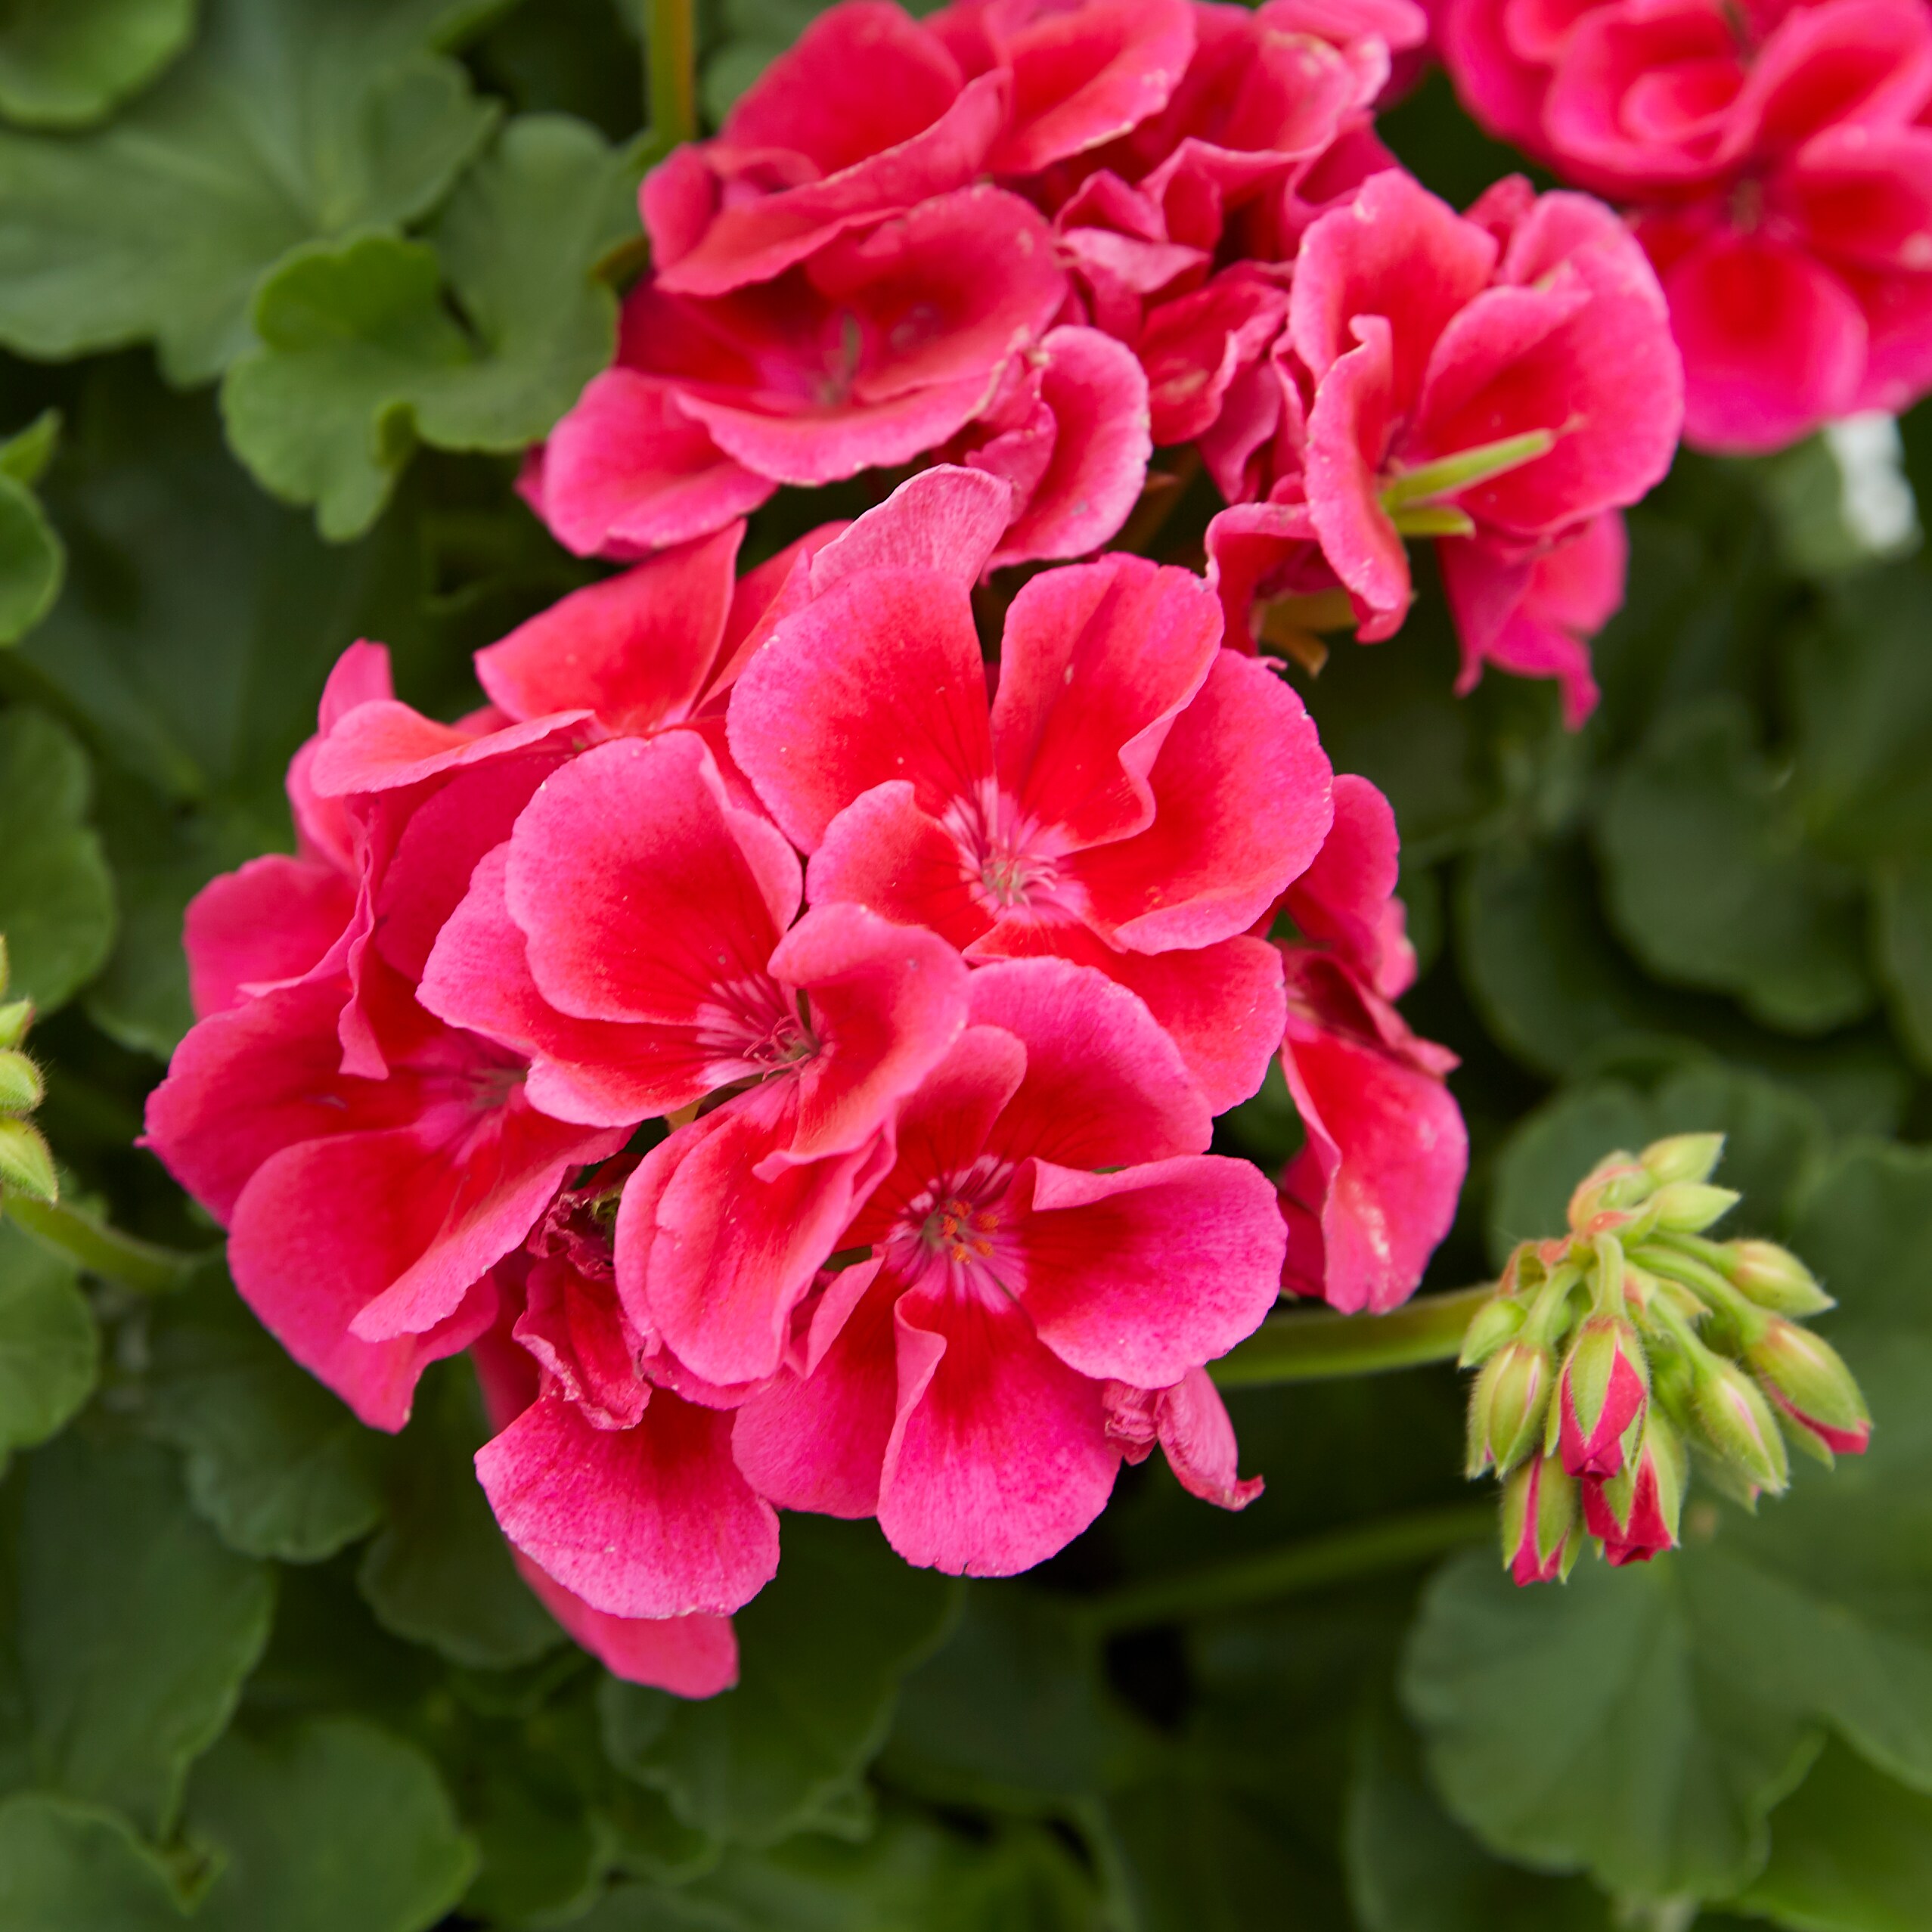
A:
[
  {"xmin": 419, "ymin": 728, "xmax": 971, "ymax": 1390},
  {"xmin": 1438, "ymin": 0, "xmax": 1932, "ymax": 446},
  {"xmin": 731, "ymin": 959, "xmax": 1284, "ymax": 1575},
  {"xmin": 1273, "ymin": 776, "xmax": 1467, "ymax": 1312},
  {"xmin": 727, "ymin": 472, "xmax": 1332, "ymax": 1109},
  {"xmin": 146, "ymin": 649, "xmax": 626, "ymax": 1431}
]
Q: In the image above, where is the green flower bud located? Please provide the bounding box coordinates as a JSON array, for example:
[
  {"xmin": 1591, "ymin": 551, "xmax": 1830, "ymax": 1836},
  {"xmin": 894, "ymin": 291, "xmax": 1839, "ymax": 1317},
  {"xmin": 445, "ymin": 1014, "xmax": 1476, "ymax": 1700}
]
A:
[
  {"xmin": 1724, "ymin": 1239, "xmax": 1834, "ymax": 1316},
  {"xmin": 1640, "ymin": 1133, "xmax": 1726, "ymax": 1188},
  {"xmin": 1648, "ymin": 1182, "xmax": 1741, "ymax": 1234},
  {"xmin": 0, "ymin": 1049, "xmax": 43, "ymax": 1115},
  {"xmin": 1691, "ymin": 1354, "xmax": 1789, "ymax": 1499},
  {"xmin": 0, "ymin": 1116, "xmax": 57, "ymax": 1203},
  {"xmin": 0, "ymin": 998, "xmax": 29, "ymax": 1052},
  {"xmin": 1568, "ymin": 1154, "xmax": 1653, "ymax": 1230},
  {"xmin": 1458, "ymin": 1292, "xmax": 1527, "ymax": 1369},
  {"xmin": 1468, "ymin": 1338, "xmax": 1554, "ymax": 1478},
  {"xmin": 1745, "ymin": 1319, "xmax": 1871, "ymax": 1464}
]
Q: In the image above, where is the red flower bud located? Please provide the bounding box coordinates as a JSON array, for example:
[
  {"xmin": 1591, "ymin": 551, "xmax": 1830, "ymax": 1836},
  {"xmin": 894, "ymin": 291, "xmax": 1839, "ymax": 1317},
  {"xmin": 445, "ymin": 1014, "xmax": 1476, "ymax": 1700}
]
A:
[
  {"xmin": 1502, "ymin": 1453, "xmax": 1579, "ymax": 1587},
  {"xmin": 1556, "ymin": 1313, "xmax": 1648, "ymax": 1478},
  {"xmin": 1747, "ymin": 1318, "xmax": 1872, "ymax": 1463},
  {"xmin": 1580, "ymin": 1412, "xmax": 1684, "ymax": 1567}
]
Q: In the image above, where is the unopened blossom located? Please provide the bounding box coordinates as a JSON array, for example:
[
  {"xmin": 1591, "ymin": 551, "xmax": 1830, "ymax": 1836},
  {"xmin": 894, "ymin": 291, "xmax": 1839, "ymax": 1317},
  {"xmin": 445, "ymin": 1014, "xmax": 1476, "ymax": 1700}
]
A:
[{"xmin": 731, "ymin": 958, "xmax": 1284, "ymax": 1575}]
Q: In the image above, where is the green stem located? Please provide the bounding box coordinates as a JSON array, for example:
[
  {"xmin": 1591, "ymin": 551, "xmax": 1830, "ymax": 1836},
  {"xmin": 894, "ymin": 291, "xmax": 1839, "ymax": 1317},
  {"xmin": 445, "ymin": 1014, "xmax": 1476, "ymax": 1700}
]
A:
[
  {"xmin": 1080, "ymin": 1502, "xmax": 1494, "ymax": 1634},
  {"xmin": 3, "ymin": 1196, "xmax": 200, "ymax": 1295},
  {"xmin": 645, "ymin": 0, "xmax": 697, "ymax": 164},
  {"xmin": 1211, "ymin": 1283, "xmax": 1494, "ymax": 1388}
]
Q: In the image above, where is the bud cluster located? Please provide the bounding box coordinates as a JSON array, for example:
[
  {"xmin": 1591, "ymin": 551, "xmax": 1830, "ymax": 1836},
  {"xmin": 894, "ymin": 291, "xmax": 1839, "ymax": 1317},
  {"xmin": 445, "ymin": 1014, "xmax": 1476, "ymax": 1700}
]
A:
[
  {"xmin": 0, "ymin": 938, "xmax": 54, "ymax": 1205},
  {"xmin": 1462, "ymin": 1133, "xmax": 1869, "ymax": 1586}
]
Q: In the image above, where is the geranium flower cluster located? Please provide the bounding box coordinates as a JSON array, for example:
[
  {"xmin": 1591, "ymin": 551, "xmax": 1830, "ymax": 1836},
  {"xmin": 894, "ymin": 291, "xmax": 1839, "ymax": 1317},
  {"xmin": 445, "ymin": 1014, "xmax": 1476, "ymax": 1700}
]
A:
[
  {"xmin": 1437, "ymin": 0, "xmax": 1932, "ymax": 452},
  {"xmin": 144, "ymin": 470, "xmax": 1467, "ymax": 1696},
  {"xmin": 525, "ymin": 0, "xmax": 1685, "ymax": 727}
]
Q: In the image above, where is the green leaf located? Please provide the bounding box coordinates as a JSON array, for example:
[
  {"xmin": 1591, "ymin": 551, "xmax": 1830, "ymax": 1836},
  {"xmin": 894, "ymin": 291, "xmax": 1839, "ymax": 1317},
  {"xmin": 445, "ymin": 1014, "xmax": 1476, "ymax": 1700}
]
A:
[
  {"xmin": 222, "ymin": 113, "xmax": 636, "ymax": 540},
  {"xmin": 0, "ymin": 470, "xmax": 61, "ymax": 644},
  {"xmin": 0, "ymin": 1217, "xmax": 98, "ymax": 1458},
  {"xmin": 600, "ymin": 1516, "xmax": 958, "ymax": 1846},
  {"xmin": 1345, "ymin": 1710, "xmax": 1610, "ymax": 1932},
  {"xmin": 0, "ymin": 706, "xmax": 115, "ymax": 1014},
  {"xmin": 1873, "ymin": 855, "xmax": 1932, "ymax": 1072},
  {"xmin": 1595, "ymin": 699, "xmax": 1875, "ymax": 1034},
  {"xmin": 0, "ymin": 0, "xmax": 196, "ymax": 130},
  {"xmin": 0, "ymin": 1791, "xmax": 187, "ymax": 1927},
  {"xmin": 1403, "ymin": 1142, "xmax": 1932, "ymax": 1904},
  {"xmin": 1487, "ymin": 1064, "xmax": 1826, "ymax": 1268},
  {"xmin": 0, "ymin": 0, "xmax": 504, "ymax": 383},
  {"xmin": 1736, "ymin": 1739, "xmax": 1932, "ymax": 1932},
  {"xmin": 5, "ymin": 1426, "xmax": 274, "ymax": 1831},
  {"xmin": 357, "ymin": 1360, "xmax": 563, "ymax": 1670},
  {"xmin": 142, "ymin": 1262, "xmax": 385, "ymax": 1563},
  {"xmin": 188, "ymin": 1716, "xmax": 477, "ymax": 1932},
  {"xmin": 456, "ymin": 1732, "xmax": 604, "ymax": 1927}
]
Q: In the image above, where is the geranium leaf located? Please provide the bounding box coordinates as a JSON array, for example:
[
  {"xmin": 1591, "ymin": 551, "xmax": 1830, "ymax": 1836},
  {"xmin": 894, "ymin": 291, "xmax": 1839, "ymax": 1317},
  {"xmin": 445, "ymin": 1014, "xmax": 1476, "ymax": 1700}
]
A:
[
  {"xmin": 0, "ymin": 1219, "xmax": 98, "ymax": 1459},
  {"xmin": 187, "ymin": 1716, "xmax": 476, "ymax": 1932},
  {"xmin": 1595, "ymin": 699, "xmax": 1875, "ymax": 1034},
  {"xmin": 1874, "ymin": 855, "xmax": 1932, "ymax": 1071},
  {"xmin": 0, "ymin": 0, "xmax": 197, "ymax": 131},
  {"xmin": 0, "ymin": 0, "xmax": 505, "ymax": 383},
  {"xmin": 357, "ymin": 1360, "xmax": 563, "ymax": 1671},
  {"xmin": 222, "ymin": 113, "xmax": 636, "ymax": 540},
  {"xmin": 1403, "ymin": 1143, "xmax": 1932, "ymax": 1903},
  {"xmin": 3, "ymin": 1427, "xmax": 274, "ymax": 1832},
  {"xmin": 0, "ymin": 1791, "xmax": 188, "ymax": 1927},
  {"xmin": 142, "ymin": 1261, "xmax": 386, "ymax": 1564},
  {"xmin": 1736, "ymin": 1738, "xmax": 1932, "ymax": 1932},
  {"xmin": 0, "ymin": 708, "xmax": 113, "ymax": 1014},
  {"xmin": 0, "ymin": 470, "xmax": 60, "ymax": 644},
  {"xmin": 600, "ymin": 1516, "xmax": 958, "ymax": 1846}
]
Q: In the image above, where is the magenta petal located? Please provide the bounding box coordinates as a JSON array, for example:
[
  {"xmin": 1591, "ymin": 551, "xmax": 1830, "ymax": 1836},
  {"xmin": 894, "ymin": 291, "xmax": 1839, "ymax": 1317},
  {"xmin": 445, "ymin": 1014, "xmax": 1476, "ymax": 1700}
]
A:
[
  {"xmin": 1284, "ymin": 771, "xmax": 1411, "ymax": 997},
  {"xmin": 808, "ymin": 464, "xmax": 1016, "ymax": 593},
  {"xmin": 729, "ymin": 565, "xmax": 993, "ymax": 851},
  {"xmin": 1074, "ymin": 649, "xmax": 1335, "ymax": 952},
  {"xmin": 476, "ymin": 1389, "xmax": 779, "ymax": 1618},
  {"xmin": 1010, "ymin": 1155, "xmax": 1286, "ymax": 1386},
  {"xmin": 1115, "ymin": 1366, "xmax": 1264, "ymax": 1510},
  {"xmin": 969, "ymin": 957, "xmax": 1213, "ymax": 1168},
  {"xmin": 474, "ymin": 523, "xmax": 742, "ymax": 730},
  {"xmin": 992, "ymin": 554, "xmax": 1221, "ymax": 851},
  {"xmin": 505, "ymin": 733, "xmax": 798, "ymax": 1027},
  {"xmin": 541, "ymin": 370, "xmax": 777, "ymax": 559},
  {"xmin": 808, "ymin": 783, "xmax": 991, "ymax": 952},
  {"xmin": 513, "ymin": 1552, "xmax": 739, "ymax": 1695},
  {"xmin": 771, "ymin": 903, "xmax": 970, "ymax": 1161},
  {"xmin": 730, "ymin": 1261, "xmax": 901, "ymax": 1517},
  {"xmin": 878, "ymin": 1276, "xmax": 1118, "ymax": 1576},
  {"xmin": 988, "ymin": 327, "xmax": 1152, "ymax": 568},
  {"xmin": 1304, "ymin": 315, "xmax": 1412, "ymax": 631},
  {"xmin": 185, "ymin": 856, "xmax": 354, "ymax": 1019}
]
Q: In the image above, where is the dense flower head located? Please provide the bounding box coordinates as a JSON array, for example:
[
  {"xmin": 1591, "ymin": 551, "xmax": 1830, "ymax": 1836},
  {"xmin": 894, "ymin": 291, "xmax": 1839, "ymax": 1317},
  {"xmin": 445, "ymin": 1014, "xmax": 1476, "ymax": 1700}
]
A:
[
  {"xmin": 150, "ymin": 466, "xmax": 1468, "ymax": 1693},
  {"xmin": 526, "ymin": 0, "xmax": 1682, "ymax": 727},
  {"xmin": 1437, "ymin": 0, "xmax": 1932, "ymax": 449}
]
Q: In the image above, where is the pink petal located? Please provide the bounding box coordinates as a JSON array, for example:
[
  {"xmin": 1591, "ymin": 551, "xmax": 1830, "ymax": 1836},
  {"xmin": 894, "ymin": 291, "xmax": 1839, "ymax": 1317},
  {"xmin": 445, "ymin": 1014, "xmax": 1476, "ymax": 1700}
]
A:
[
  {"xmin": 1009, "ymin": 1154, "xmax": 1287, "ymax": 1385},
  {"xmin": 808, "ymin": 463, "xmax": 1015, "ymax": 592},
  {"xmin": 514, "ymin": 1254, "xmax": 651, "ymax": 1430},
  {"xmin": 1661, "ymin": 226, "xmax": 1868, "ymax": 451},
  {"xmin": 1202, "ymin": 496, "xmax": 1329, "ymax": 650},
  {"xmin": 730, "ymin": 1260, "xmax": 901, "ymax": 1517},
  {"xmin": 1072, "ymin": 649, "xmax": 1335, "ymax": 951},
  {"xmin": 420, "ymin": 846, "xmax": 714, "ymax": 1125},
  {"xmin": 771, "ymin": 902, "xmax": 972, "ymax": 1161},
  {"xmin": 540, "ymin": 370, "xmax": 777, "ymax": 559},
  {"xmin": 1283, "ymin": 771, "xmax": 1413, "ymax": 997},
  {"xmin": 993, "ymin": 554, "xmax": 1221, "ymax": 852},
  {"xmin": 1104, "ymin": 1366, "xmax": 1263, "ymax": 1509},
  {"xmin": 808, "ymin": 782, "xmax": 991, "ymax": 951},
  {"xmin": 474, "ymin": 524, "xmax": 743, "ymax": 730},
  {"xmin": 476, "ymin": 1389, "xmax": 779, "ymax": 1618},
  {"xmin": 185, "ymin": 856, "xmax": 354, "ymax": 1019},
  {"xmin": 288, "ymin": 643, "xmax": 395, "ymax": 870},
  {"xmin": 1139, "ymin": 273, "xmax": 1288, "ymax": 447},
  {"xmin": 307, "ymin": 704, "xmax": 586, "ymax": 802},
  {"xmin": 968, "ymin": 957, "xmax": 1214, "ymax": 1167},
  {"xmin": 514, "ymin": 1552, "xmax": 740, "ymax": 1696},
  {"xmin": 504, "ymin": 733, "xmax": 798, "ymax": 1026},
  {"xmin": 728, "ymin": 565, "xmax": 992, "ymax": 851},
  {"xmin": 878, "ymin": 1275, "xmax": 1119, "ymax": 1575}
]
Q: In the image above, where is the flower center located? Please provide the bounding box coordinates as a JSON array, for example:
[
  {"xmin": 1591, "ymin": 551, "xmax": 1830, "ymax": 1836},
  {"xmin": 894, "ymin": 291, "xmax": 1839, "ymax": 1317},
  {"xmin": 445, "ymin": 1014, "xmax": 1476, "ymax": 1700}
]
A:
[
  {"xmin": 920, "ymin": 1193, "xmax": 1002, "ymax": 1264},
  {"xmin": 943, "ymin": 782, "xmax": 1079, "ymax": 922},
  {"xmin": 695, "ymin": 975, "xmax": 820, "ymax": 1083}
]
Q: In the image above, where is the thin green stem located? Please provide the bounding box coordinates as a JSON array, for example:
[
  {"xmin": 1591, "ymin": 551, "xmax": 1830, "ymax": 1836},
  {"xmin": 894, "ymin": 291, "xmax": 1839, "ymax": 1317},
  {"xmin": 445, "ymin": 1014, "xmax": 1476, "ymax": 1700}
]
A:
[
  {"xmin": 3, "ymin": 1195, "xmax": 200, "ymax": 1295},
  {"xmin": 1210, "ymin": 1283, "xmax": 1494, "ymax": 1388},
  {"xmin": 1079, "ymin": 1502, "xmax": 1494, "ymax": 1634},
  {"xmin": 645, "ymin": 0, "xmax": 698, "ymax": 165}
]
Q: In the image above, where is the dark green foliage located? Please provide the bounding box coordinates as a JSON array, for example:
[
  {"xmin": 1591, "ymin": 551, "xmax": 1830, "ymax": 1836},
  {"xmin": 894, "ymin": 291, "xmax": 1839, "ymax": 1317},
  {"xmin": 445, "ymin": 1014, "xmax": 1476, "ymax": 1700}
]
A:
[{"xmin": 0, "ymin": 8, "xmax": 1926, "ymax": 1929}]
